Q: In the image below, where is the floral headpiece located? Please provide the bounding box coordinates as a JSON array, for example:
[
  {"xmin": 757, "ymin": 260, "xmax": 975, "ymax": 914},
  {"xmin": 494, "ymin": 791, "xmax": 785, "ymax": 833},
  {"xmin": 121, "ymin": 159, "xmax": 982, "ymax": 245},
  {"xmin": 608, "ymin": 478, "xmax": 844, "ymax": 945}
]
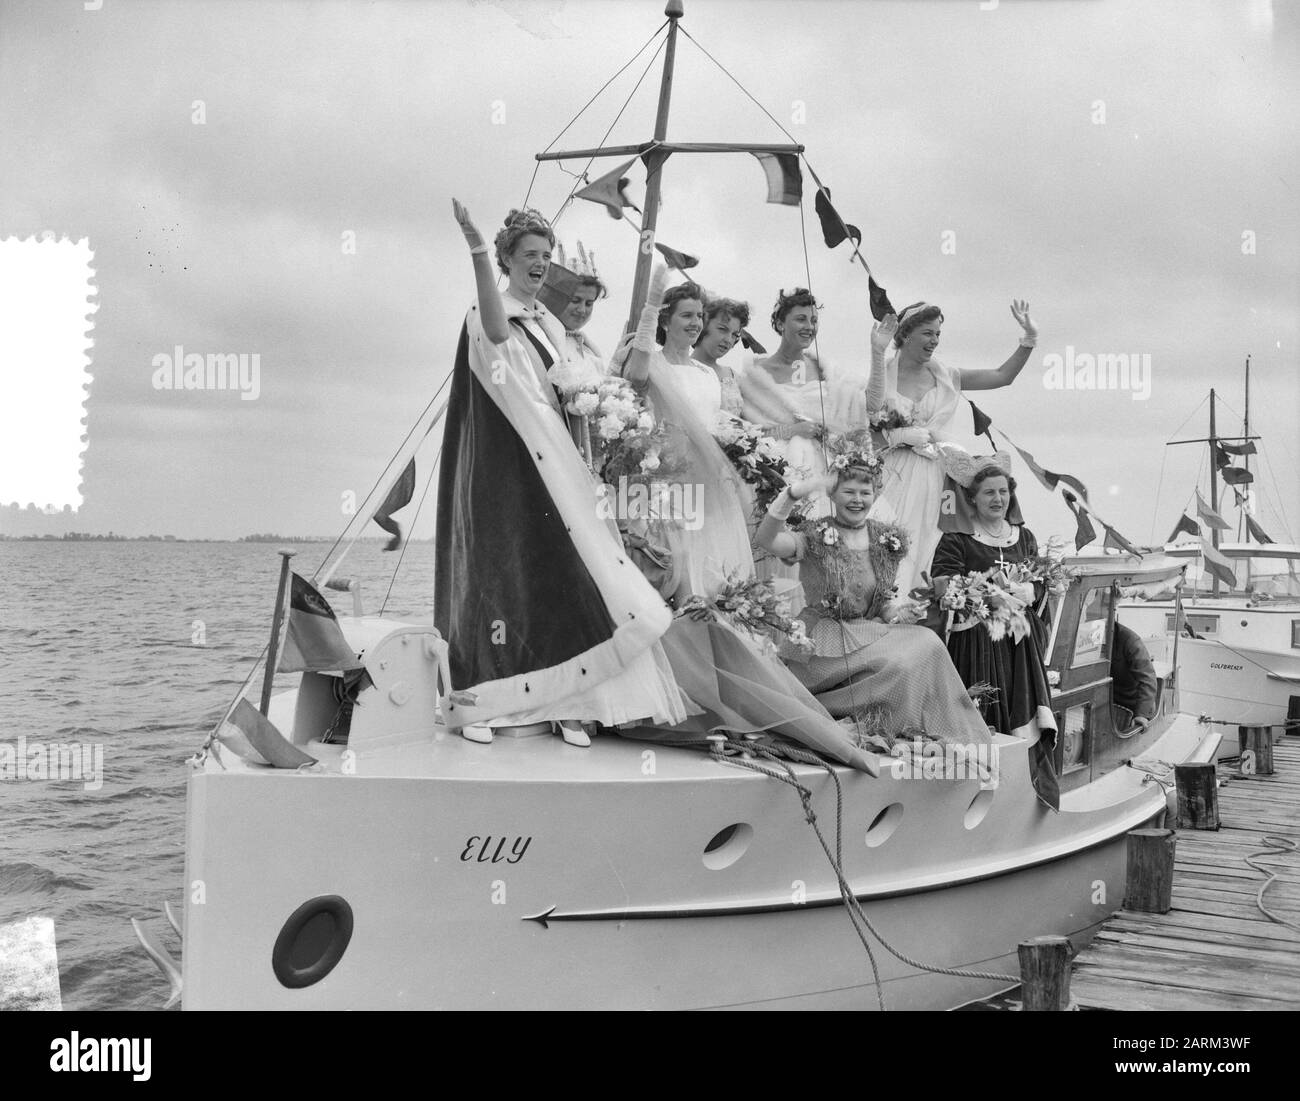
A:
[
  {"xmin": 945, "ymin": 450, "xmax": 1012, "ymax": 488},
  {"xmin": 826, "ymin": 429, "xmax": 884, "ymax": 484}
]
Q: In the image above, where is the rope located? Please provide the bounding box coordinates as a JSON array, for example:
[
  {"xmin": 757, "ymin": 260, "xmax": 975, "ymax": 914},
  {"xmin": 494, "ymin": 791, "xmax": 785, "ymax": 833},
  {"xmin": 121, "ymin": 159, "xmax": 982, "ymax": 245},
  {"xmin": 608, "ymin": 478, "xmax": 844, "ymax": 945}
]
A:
[
  {"xmin": 1199, "ymin": 712, "xmax": 1296, "ymax": 732},
  {"xmin": 711, "ymin": 738, "xmax": 1020, "ymax": 1010},
  {"xmin": 1243, "ymin": 835, "xmax": 1300, "ymax": 933},
  {"xmin": 549, "ymin": 36, "xmax": 667, "ymax": 228},
  {"xmin": 380, "ymin": 446, "xmax": 442, "ymax": 615},
  {"xmin": 519, "ymin": 19, "xmax": 669, "ymax": 212}
]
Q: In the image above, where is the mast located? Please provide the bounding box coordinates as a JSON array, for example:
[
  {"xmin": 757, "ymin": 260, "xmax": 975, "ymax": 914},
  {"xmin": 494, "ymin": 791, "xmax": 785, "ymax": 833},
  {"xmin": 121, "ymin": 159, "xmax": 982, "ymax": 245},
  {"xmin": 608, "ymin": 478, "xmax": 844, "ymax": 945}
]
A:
[
  {"xmin": 1242, "ymin": 355, "xmax": 1251, "ymax": 544},
  {"xmin": 626, "ymin": 0, "xmax": 683, "ymax": 333},
  {"xmin": 1209, "ymin": 387, "xmax": 1220, "ymax": 594}
]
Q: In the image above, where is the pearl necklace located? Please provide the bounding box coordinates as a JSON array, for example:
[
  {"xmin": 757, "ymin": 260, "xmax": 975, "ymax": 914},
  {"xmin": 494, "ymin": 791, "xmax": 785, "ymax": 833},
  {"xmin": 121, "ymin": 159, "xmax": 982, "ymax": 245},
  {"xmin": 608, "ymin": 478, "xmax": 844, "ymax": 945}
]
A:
[{"xmin": 975, "ymin": 518, "xmax": 1015, "ymax": 545}]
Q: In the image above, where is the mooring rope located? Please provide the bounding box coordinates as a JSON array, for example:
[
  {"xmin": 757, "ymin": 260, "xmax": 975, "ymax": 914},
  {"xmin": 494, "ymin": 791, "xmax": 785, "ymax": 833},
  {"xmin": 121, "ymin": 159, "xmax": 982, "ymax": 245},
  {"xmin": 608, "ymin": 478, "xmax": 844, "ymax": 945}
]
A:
[
  {"xmin": 710, "ymin": 737, "xmax": 1020, "ymax": 1010},
  {"xmin": 1242, "ymin": 835, "xmax": 1300, "ymax": 933}
]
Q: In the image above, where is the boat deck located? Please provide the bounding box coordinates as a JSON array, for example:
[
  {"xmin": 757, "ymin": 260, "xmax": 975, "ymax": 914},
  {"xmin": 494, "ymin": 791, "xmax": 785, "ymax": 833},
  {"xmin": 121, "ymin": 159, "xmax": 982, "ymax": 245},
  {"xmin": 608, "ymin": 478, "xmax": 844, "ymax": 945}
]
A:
[{"xmin": 1070, "ymin": 738, "xmax": 1300, "ymax": 1011}]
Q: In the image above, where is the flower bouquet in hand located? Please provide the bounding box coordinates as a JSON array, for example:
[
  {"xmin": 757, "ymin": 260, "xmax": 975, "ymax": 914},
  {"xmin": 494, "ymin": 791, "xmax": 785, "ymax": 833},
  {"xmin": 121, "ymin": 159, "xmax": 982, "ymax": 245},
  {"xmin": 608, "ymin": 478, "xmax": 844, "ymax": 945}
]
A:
[
  {"xmin": 712, "ymin": 413, "xmax": 791, "ymax": 514},
  {"xmin": 581, "ymin": 377, "xmax": 668, "ymax": 483},
  {"xmin": 941, "ymin": 569, "xmax": 1033, "ymax": 644},
  {"xmin": 677, "ymin": 575, "xmax": 813, "ymax": 653}
]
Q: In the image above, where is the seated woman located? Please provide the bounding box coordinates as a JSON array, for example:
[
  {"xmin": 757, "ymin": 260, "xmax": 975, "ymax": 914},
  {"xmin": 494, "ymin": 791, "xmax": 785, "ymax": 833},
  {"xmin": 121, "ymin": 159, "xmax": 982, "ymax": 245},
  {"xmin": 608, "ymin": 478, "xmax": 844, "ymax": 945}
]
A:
[
  {"xmin": 436, "ymin": 203, "xmax": 689, "ymax": 746},
  {"xmin": 753, "ymin": 447, "xmax": 995, "ymax": 759},
  {"xmin": 930, "ymin": 462, "xmax": 1059, "ymax": 809}
]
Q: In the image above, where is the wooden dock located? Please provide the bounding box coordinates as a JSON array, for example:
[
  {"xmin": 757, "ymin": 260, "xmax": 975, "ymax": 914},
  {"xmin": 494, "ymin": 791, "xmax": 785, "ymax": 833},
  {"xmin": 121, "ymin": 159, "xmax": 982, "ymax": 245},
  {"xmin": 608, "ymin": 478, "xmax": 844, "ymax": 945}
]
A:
[{"xmin": 1070, "ymin": 739, "xmax": 1300, "ymax": 1011}]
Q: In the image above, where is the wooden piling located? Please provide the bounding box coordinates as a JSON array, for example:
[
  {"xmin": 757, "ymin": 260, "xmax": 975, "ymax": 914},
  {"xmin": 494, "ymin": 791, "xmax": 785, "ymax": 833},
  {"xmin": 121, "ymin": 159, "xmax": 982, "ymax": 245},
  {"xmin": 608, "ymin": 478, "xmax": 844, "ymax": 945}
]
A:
[
  {"xmin": 1175, "ymin": 761, "xmax": 1220, "ymax": 829},
  {"xmin": 1238, "ymin": 725, "xmax": 1275, "ymax": 776},
  {"xmin": 1124, "ymin": 828, "xmax": 1176, "ymax": 913},
  {"xmin": 1018, "ymin": 936, "xmax": 1072, "ymax": 1011}
]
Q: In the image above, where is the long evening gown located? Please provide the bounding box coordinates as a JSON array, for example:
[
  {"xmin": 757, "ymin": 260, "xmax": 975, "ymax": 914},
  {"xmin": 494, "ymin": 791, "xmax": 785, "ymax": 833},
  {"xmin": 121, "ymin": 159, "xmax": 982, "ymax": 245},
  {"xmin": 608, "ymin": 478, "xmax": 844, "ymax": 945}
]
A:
[
  {"xmin": 867, "ymin": 354, "xmax": 964, "ymax": 596},
  {"xmin": 777, "ymin": 519, "xmax": 995, "ymax": 756},
  {"xmin": 628, "ymin": 351, "xmax": 876, "ymax": 772},
  {"xmin": 931, "ymin": 527, "xmax": 1059, "ymax": 810}
]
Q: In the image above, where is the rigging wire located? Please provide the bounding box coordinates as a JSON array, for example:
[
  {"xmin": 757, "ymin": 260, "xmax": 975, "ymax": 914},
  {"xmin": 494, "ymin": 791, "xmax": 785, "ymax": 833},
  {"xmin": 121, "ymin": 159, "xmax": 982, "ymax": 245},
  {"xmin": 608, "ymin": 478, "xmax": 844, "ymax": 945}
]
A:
[
  {"xmin": 519, "ymin": 19, "xmax": 669, "ymax": 212},
  {"xmin": 549, "ymin": 36, "xmax": 668, "ymax": 228},
  {"xmin": 380, "ymin": 447, "xmax": 442, "ymax": 616}
]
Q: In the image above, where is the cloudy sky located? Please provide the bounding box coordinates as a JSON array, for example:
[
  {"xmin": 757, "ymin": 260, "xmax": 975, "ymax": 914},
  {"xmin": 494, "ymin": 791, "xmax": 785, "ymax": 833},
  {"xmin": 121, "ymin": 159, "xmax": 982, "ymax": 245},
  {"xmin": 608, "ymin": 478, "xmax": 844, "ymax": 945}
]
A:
[{"xmin": 1, "ymin": 0, "xmax": 1296, "ymax": 545}]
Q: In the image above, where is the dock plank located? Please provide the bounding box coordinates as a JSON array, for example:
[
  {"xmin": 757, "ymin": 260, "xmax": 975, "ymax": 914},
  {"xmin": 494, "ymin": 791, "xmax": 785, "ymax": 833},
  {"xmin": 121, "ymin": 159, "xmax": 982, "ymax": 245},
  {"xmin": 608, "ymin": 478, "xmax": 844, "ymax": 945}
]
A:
[{"xmin": 1070, "ymin": 744, "xmax": 1300, "ymax": 1011}]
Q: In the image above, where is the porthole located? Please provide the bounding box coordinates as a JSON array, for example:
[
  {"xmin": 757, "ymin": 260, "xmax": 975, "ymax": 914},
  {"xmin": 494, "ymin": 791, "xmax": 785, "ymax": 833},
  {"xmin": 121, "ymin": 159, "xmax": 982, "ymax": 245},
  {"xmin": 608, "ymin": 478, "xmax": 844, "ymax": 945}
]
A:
[
  {"xmin": 272, "ymin": 895, "xmax": 354, "ymax": 989},
  {"xmin": 865, "ymin": 803, "xmax": 903, "ymax": 848},
  {"xmin": 702, "ymin": 823, "xmax": 753, "ymax": 870},
  {"xmin": 964, "ymin": 788, "xmax": 996, "ymax": 830}
]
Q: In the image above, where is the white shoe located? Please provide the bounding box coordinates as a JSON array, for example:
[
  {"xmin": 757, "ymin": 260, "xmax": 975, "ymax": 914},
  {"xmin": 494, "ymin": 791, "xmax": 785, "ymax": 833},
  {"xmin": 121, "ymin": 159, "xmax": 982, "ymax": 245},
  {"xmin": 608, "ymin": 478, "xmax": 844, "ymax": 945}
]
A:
[
  {"xmin": 557, "ymin": 721, "xmax": 591, "ymax": 747},
  {"xmin": 461, "ymin": 725, "xmax": 493, "ymax": 744}
]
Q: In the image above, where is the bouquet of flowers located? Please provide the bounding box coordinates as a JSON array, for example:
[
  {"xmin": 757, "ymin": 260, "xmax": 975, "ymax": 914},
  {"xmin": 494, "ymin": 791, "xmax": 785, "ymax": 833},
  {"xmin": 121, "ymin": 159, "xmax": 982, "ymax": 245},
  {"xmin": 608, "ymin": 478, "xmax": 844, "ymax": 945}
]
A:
[
  {"xmin": 867, "ymin": 402, "xmax": 917, "ymax": 433},
  {"xmin": 940, "ymin": 569, "xmax": 1034, "ymax": 644},
  {"xmin": 552, "ymin": 376, "xmax": 665, "ymax": 483},
  {"xmin": 712, "ymin": 413, "xmax": 790, "ymax": 513},
  {"xmin": 677, "ymin": 575, "xmax": 812, "ymax": 653}
]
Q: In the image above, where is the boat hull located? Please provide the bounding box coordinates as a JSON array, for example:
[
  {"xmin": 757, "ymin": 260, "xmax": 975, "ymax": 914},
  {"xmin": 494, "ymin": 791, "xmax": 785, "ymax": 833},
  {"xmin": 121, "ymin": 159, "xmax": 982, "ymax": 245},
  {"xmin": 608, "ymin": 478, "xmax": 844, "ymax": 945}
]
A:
[{"xmin": 180, "ymin": 725, "xmax": 1174, "ymax": 1010}]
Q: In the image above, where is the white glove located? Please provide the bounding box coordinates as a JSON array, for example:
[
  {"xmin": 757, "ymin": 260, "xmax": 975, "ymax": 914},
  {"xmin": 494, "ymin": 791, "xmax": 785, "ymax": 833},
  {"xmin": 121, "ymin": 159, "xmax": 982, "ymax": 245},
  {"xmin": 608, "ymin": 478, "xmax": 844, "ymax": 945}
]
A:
[{"xmin": 633, "ymin": 264, "xmax": 669, "ymax": 353}]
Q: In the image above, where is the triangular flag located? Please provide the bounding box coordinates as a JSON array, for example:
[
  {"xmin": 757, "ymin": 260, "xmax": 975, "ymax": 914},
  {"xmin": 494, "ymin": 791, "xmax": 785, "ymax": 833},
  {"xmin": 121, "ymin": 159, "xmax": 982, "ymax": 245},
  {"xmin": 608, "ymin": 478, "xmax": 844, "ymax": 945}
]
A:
[
  {"xmin": 868, "ymin": 276, "xmax": 895, "ymax": 322},
  {"xmin": 1200, "ymin": 539, "xmax": 1237, "ymax": 588},
  {"xmin": 739, "ymin": 329, "xmax": 766, "ymax": 354},
  {"xmin": 279, "ymin": 573, "xmax": 364, "ymax": 673},
  {"xmin": 1195, "ymin": 489, "xmax": 1230, "ymax": 530},
  {"xmin": 653, "ymin": 242, "xmax": 699, "ymax": 271},
  {"xmin": 1219, "ymin": 439, "xmax": 1256, "ymax": 456},
  {"xmin": 1001, "ymin": 432, "xmax": 1090, "ymax": 503},
  {"xmin": 373, "ymin": 458, "xmax": 416, "ymax": 551},
  {"xmin": 1062, "ymin": 490, "xmax": 1097, "ymax": 551},
  {"xmin": 1101, "ymin": 522, "xmax": 1140, "ymax": 555},
  {"xmin": 1245, "ymin": 514, "xmax": 1274, "ymax": 544},
  {"xmin": 969, "ymin": 401, "xmax": 993, "ymax": 438},
  {"xmin": 218, "ymin": 699, "xmax": 317, "ymax": 768},
  {"xmin": 814, "ymin": 186, "xmax": 861, "ymax": 248},
  {"xmin": 575, "ymin": 158, "xmax": 642, "ymax": 219},
  {"xmin": 1220, "ymin": 465, "xmax": 1254, "ymax": 486},
  {"xmin": 1166, "ymin": 513, "xmax": 1200, "ymax": 541},
  {"xmin": 751, "ymin": 151, "xmax": 802, "ymax": 206}
]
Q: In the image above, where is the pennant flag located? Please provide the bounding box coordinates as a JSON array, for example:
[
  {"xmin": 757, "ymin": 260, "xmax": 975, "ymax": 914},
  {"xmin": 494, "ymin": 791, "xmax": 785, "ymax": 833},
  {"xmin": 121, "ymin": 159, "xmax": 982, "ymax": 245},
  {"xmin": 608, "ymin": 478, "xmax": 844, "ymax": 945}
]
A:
[
  {"xmin": 218, "ymin": 699, "xmax": 317, "ymax": 768},
  {"xmin": 372, "ymin": 458, "xmax": 416, "ymax": 551},
  {"xmin": 868, "ymin": 276, "xmax": 895, "ymax": 322},
  {"xmin": 1200, "ymin": 539, "xmax": 1237, "ymax": 588},
  {"xmin": 1219, "ymin": 465, "xmax": 1254, "ymax": 486},
  {"xmin": 280, "ymin": 572, "xmax": 364, "ymax": 673},
  {"xmin": 1213, "ymin": 444, "xmax": 1230, "ymax": 469},
  {"xmin": 751, "ymin": 151, "xmax": 802, "ymax": 206},
  {"xmin": 1218, "ymin": 439, "xmax": 1256, "ymax": 456},
  {"xmin": 814, "ymin": 186, "xmax": 861, "ymax": 248},
  {"xmin": 1166, "ymin": 513, "xmax": 1200, "ymax": 541},
  {"xmin": 1062, "ymin": 490, "xmax": 1096, "ymax": 551},
  {"xmin": 1003, "ymin": 438, "xmax": 1090, "ymax": 502},
  {"xmin": 969, "ymin": 400, "xmax": 993, "ymax": 438},
  {"xmin": 653, "ymin": 242, "xmax": 699, "ymax": 271},
  {"xmin": 539, "ymin": 260, "xmax": 581, "ymax": 320},
  {"xmin": 575, "ymin": 158, "xmax": 642, "ymax": 219},
  {"xmin": 1101, "ymin": 522, "xmax": 1140, "ymax": 555},
  {"xmin": 1245, "ymin": 514, "xmax": 1275, "ymax": 544},
  {"xmin": 739, "ymin": 329, "xmax": 766, "ymax": 354},
  {"xmin": 1195, "ymin": 489, "xmax": 1230, "ymax": 530}
]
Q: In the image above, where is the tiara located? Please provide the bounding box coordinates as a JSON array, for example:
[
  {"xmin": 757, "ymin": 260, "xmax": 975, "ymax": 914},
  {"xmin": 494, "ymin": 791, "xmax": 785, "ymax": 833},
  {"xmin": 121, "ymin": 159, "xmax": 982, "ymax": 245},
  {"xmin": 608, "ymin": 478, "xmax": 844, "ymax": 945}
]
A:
[
  {"xmin": 555, "ymin": 240, "xmax": 599, "ymax": 280},
  {"xmin": 826, "ymin": 429, "xmax": 884, "ymax": 480}
]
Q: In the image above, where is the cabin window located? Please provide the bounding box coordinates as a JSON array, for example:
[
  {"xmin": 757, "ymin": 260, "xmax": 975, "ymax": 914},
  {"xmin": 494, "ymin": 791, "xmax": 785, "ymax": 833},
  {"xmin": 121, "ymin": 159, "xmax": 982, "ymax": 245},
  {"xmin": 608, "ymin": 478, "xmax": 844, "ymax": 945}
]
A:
[
  {"xmin": 1292, "ymin": 621, "xmax": 1300, "ymax": 649},
  {"xmin": 1071, "ymin": 588, "xmax": 1112, "ymax": 667},
  {"xmin": 1058, "ymin": 704, "xmax": 1090, "ymax": 774},
  {"xmin": 1166, "ymin": 612, "xmax": 1220, "ymax": 637}
]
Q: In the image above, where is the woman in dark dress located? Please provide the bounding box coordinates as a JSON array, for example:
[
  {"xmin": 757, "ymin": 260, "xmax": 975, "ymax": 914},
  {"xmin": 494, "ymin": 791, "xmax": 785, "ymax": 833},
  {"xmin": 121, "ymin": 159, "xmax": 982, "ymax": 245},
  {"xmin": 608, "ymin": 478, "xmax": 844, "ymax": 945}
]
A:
[{"xmin": 930, "ymin": 463, "xmax": 1059, "ymax": 810}]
